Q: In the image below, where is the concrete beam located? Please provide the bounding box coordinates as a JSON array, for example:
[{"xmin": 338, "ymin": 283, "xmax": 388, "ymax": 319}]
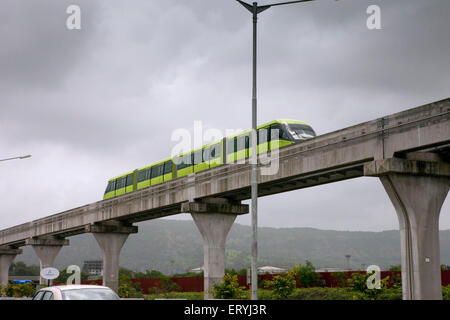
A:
[
  {"xmin": 181, "ymin": 199, "xmax": 249, "ymax": 215},
  {"xmin": 0, "ymin": 247, "xmax": 22, "ymax": 286},
  {"xmin": 364, "ymin": 157, "xmax": 450, "ymax": 177},
  {"xmin": 28, "ymin": 237, "xmax": 69, "ymax": 285},
  {"xmin": 366, "ymin": 157, "xmax": 450, "ymax": 300},
  {"xmin": 88, "ymin": 221, "xmax": 138, "ymax": 293},
  {"xmin": 85, "ymin": 221, "xmax": 138, "ymax": 234}
]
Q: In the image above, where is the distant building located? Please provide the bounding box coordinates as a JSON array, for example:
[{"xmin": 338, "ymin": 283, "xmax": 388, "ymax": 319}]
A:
[
  {"xmin": 315, "ymin": 267, "xmax": 348, "ymax": 273},
  {"xmin": 190, "ymin": 267, "xmax": 204, "ymax": 274},
  {"xmin": 257, "ymin": 266, "xmax": 286, "ymax": 275},
  {"xmin": 82, "ymin": 260, "xmax": 103, "ymax": 276}
]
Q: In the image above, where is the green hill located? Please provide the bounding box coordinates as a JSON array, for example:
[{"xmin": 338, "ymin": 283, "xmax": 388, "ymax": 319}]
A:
[{"xmin": 14, "ymin": 219, "xmax": 450, "ymax": 274}]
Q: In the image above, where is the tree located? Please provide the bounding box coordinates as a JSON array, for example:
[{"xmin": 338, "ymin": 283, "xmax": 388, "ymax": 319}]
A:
[
  {"xmin": 9, "ymin": 262, "xmax": 40, "ymax": 276},
  {"xmin": 293, "ymin": 261, "xmax": 324, "ymax": 288},
  {"xmin": 134, "ymin": 269, "xmax": 166, "ymax": 279}
]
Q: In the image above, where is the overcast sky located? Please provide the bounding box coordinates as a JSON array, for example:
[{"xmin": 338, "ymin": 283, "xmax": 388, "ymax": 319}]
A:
[{"xmin": 0, "ymin": 0, "xmax": 449, "ymax": 232}]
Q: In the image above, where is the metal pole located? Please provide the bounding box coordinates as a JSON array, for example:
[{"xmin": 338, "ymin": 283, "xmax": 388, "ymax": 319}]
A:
[
  {"xmin": 250, "ymin": 1, "xmax": 258, "ymax": 301},
  {"xmin": 0, "ymin": 155, "xmax": 32, "ymax": 162},
  {"xmin": 235, "ymin": 0, "xmax": 315, "ymax": 301}
]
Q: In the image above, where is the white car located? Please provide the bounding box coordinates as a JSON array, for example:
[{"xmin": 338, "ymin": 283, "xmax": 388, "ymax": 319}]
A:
[{"xmin": 31, "ymin": 285, "xmax": 120, "ymax": 300}]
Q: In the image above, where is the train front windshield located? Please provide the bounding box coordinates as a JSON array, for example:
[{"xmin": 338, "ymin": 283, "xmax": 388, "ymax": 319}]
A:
[{"xmin": 286, "ymin": 124, "xmax": 316, "ymax": 141}]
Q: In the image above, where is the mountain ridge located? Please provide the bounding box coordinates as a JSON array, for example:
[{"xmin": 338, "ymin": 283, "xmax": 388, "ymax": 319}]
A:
[{"xmin": 14, "ymin": 219, "xmax": 450, "ymax": 274}]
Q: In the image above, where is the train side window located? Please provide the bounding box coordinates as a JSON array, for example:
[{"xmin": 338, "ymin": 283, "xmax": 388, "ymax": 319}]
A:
[
  {"xmin": 203, "ymin": 147, "xmax": 211, "ymax": 162},
  {"xmin": 194, "ymin": 149, "xmax": 203, "ymax": 165},
  {"xmin": 164, "ymin": 161, "xmax": 173, "ymax": 174},
  {"xmin": 209, "ymin": 143, "xmax": 221, "ymax": 159},
  {"xmin": 137, "ymin": 169, "xmax": 148, "ymax": 182},
  {"xmin": 258, "ymin": 128, "xmax": 269, "ymax": 144},
  {"xmin": 177, "ymin": 153, "xmax": 193, "ymax": 170},
  {"xmin": 116, "ymin": 177, "xmax": 126, "ymax": 189},
  {"xmin": 106, "ymin": 181, "xmax": 114, "ymax": 193},
  {"xmin": 151, "ymin": 164, "xmax": 164, "ymax": 178},
  {"xmin": 226, "ymin": 138, "xmax": 237, "ymax": 154},
  {"xmin": 236, "ymin": 135, "xmax": 248, "ymax": 151},
  {"xmin": 126, "ymin": 174, "xmax": 134, "ymax": 187}
]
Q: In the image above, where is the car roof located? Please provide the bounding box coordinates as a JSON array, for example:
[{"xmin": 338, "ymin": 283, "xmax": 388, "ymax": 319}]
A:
[{"xmin": 41, "ymin": 285, "xmax": 112, "ymax": 291}]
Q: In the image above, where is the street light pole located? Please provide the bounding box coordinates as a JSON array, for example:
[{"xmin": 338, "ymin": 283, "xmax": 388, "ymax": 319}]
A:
[
  {"xmin": 235, "ymin": 0, "xmax": 315, "ymax": 300},
  {"xmin": 0, "ymin": 155, "xmax": 32, "ymax": 162}
]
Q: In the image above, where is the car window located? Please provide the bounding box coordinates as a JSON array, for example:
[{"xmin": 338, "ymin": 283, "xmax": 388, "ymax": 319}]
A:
[
  {"xmin": 32, "ymin": 291, "xmax": 45, "ymax": 300},
  {"xmin": 42, "ymin": 291, "xmax": 54, "ymax": 300},
  {"xmin": 61, "ymin": 288, "xmax": 120, "ymax": 300}
]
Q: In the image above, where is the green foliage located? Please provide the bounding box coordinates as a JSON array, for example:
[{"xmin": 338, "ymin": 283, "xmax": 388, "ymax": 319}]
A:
[
  {"xmin": 211, "ymin": 274, "xmax": 246, "ymax": 299},
  {"xmin": 134, "ymin": 269, "xmax": 166, "ymax": 279},
  {"xmin": 145, "ymin": 291, "xmax": 204, "ymax": 300},
  {"xmin": 349, "ymin": 271, "xmax": 389, "ymax": 300},
  {"xmin": 441, "ymin": 265, "xmax": 450, "ymax": 270},
  {"xmin": 8, "ymin": 262, "xmax": 40, "ymax": 276},
  {"xmin": 142, "ymin": 286, "xmax": 449, "ymax": 300},
  {"xmin": 265, "ymin": 272, "xmax": 296, "ymax": 299},
  {"xmin": 118, "ymin": 267, "xmax": 143, "ymax": 298},
  {"xmin": 225, "ymin": 268, "xmax": 247, "ymax": 276},
  {"xmin": 389, "ymin": 272, "xmax": 402, "ymax": 289},
  {"xmin": 172, "ymin": 271, "xmax": 204, "ymax": 278},
  {"xmin": 442, "ymin": 285, "xmax": 450, "ymax": 300},
  {"xmin": 293, "ymin": 260, "xmax": 324, "ymax": 287},
  {"xmin": 288, "ymin": 287, "xmax": 354, "ymax": 300},
  {"xmin": 0, "ymin": 283, "xmax": 35, "ymax": 297},
  {"xmin": 160, "ymin": 275, "xmax": 181, "ymax": 293}
]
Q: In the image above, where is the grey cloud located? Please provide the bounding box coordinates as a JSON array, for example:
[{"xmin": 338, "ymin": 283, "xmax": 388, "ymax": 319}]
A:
[{"xmin": 0, "ymin": 0, "xmax": 448, "ymax": 230}]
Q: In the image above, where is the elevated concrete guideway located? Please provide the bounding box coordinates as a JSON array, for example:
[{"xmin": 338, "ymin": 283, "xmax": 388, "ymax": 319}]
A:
[{"xmin": 0, "ymin": 98, "xmax": 449, "ymax": 298}]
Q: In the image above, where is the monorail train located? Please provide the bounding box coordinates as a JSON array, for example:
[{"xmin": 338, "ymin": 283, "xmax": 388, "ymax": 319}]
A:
[{"xmin": 103, "ymin": 119, "xmax": 316, "ymax": 200}]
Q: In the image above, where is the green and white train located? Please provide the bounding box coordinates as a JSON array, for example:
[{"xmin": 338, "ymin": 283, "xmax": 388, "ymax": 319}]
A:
[{"xmin": 103, "ymin": 119, "xmax": 316, "ymax": 200}]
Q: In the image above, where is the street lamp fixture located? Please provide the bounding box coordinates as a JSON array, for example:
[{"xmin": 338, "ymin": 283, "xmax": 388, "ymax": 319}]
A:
[
  {"xmin": 0, "ymin": 154, "xmax": 32, "ymax": 162},
  {"xmin": 235, "ymin": 0, "xmax": 315, "ymax": 300}
]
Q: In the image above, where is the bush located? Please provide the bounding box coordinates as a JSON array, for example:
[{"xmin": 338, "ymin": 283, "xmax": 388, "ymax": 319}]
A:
[
  {"xmin": 442, "ymin": 285, "xmax": 450, "ymax": 300},
  {"xmin": 288, "ymin": 287, "xmax": 355, "ymax": 300},
  {"xmin": 265, "ymin": 272, "xmax": 296, "ymax": 299},
  {"xmin": 0, "ymin": 283, "xmax": 35, "ymax": 297},
  {"xmin": 160, "ymin": 275, "xmax": 181, "ymax": 293},
  {"xmin": 211, "ymin": 274, "xmax": 246, "ymax": 299},
  {"xmin": 145, "ymin": 291, "xmax": 204, "ymax": 300},
  {"xmin": 293, "ymin": 261, "xmax": 324, "ymax": 287},
  {"xmin": 349, "ymin": 271, "xmax": 389, "ymax": 300},
  {"xmin": 118, "ymin": 268, "xmax": 144, "ymax": 298}
]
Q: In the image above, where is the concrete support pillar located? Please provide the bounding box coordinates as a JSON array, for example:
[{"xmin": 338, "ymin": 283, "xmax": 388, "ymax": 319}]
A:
[
  {"xmin": 183, "ymin": 199, "xmax": 249, "ymax": 300},
  {"xmin": 365, "ymin": 156, "xmax": 450, "ymax": 300},
  {"xmin": 86, "ymin": 221, "xmax": 138, "ymax": 293},
  {"xmin": 192, "ymin": 213, "xmax": 237, "ymax": 299},
  {"xmin": 0, "ymin": 247, "xmax": 22, "ymax": 286},
  {"xmin": 27, "ymin": 238, "xmax": 69, "ymax": 285}
]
